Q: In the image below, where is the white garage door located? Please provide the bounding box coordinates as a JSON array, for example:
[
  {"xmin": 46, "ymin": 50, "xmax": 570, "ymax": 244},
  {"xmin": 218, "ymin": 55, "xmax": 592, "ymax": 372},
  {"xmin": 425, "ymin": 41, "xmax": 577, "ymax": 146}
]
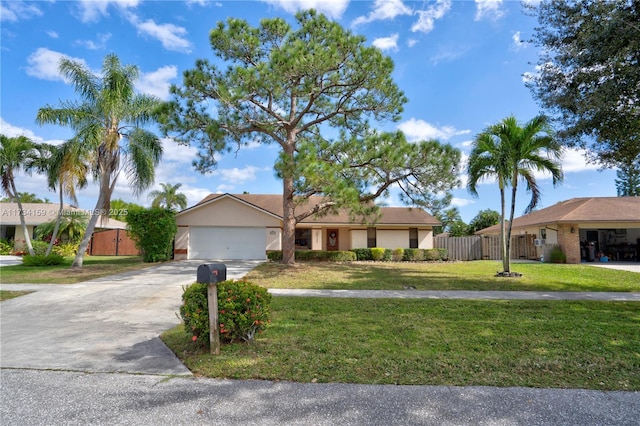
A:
[{"xmin": 189, "ymin": 227, "xmax": 266, "ymax": 260}]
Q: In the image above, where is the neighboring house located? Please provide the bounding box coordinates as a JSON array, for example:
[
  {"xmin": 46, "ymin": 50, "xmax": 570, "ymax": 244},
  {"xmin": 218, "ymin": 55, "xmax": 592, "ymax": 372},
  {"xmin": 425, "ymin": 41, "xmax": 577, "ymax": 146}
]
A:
[
  {"xmin": 0, "ymin": 203, "xmax": 127, "ymax": 252},
  {"xmin": 475, "ymin": 197, "xmax": 640, "ymax": 264},
  {"xmin": 174, "ymin": 193, "xmax": 440, "ymax": 260}
]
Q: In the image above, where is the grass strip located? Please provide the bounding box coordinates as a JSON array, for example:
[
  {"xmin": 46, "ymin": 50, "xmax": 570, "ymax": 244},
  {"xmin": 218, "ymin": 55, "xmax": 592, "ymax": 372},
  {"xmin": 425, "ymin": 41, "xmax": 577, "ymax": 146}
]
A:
[
  {"xmin": 162, "ymin": 297, "xmax": 640, "ymax": 390},
  {"xmin": 0, "ymin": 256, "xmax": 147, "ymax": 284},
  {"xmin": 245, "ymin": 261, "xmax": 640, "ymax": 292}
]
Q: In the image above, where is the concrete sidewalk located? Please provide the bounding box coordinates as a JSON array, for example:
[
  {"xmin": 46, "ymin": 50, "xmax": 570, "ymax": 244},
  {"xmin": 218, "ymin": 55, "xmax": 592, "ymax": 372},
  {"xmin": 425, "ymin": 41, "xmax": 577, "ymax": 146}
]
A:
[{"xmin": 268, "ymin": 288, "xmax": 640, "ymax": 301}]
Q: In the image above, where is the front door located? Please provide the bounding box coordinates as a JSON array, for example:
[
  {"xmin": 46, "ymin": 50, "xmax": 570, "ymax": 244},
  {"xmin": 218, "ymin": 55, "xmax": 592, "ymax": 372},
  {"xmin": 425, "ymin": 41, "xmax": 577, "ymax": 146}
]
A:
[{"xmin": 327, "ymin": 229, "xmax": 339, "ymax": 251}]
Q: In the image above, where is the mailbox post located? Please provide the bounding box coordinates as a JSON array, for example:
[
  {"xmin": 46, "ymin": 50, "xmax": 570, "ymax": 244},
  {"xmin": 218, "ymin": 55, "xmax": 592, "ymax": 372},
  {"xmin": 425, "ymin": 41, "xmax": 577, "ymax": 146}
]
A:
[{"xmin": 196, "ymin": 263, "xmax": 227, "ymax": 355}]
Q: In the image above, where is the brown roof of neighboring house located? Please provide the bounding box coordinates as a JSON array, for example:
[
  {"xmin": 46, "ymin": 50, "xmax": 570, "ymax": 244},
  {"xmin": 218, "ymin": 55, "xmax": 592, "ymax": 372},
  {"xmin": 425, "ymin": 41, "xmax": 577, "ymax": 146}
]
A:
[
  {"xmin": 476, "ymin": 197, "xmax": 640, "ymax": 234},
  {"xmin": 0, "ymin": 203, "xmax": 127, "ymax": 229},
  {"xmin": 185, "ymin": 193, "xmax": 440, "ymax": 226}
]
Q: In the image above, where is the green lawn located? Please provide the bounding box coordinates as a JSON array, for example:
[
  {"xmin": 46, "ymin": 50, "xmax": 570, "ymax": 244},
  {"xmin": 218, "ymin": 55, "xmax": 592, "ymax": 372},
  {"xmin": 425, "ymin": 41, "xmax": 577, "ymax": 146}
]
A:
[
  {"xmin": 244, "ymin": 261, "xmax": 640, "ymax": 292},
  {"xmin": 162, "ymin": 297, "xmax": 640, "ymax": 390},
  {"xmin": 0, "ymin": 256, "xmax": 148, "ymax": 284}
]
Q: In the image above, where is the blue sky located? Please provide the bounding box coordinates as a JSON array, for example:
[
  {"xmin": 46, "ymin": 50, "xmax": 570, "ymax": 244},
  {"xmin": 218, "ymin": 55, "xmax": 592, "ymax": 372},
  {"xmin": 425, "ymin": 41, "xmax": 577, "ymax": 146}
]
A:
[{"xmin": 0, "ymin": 0, "xmax": 618, "ymax": 223}]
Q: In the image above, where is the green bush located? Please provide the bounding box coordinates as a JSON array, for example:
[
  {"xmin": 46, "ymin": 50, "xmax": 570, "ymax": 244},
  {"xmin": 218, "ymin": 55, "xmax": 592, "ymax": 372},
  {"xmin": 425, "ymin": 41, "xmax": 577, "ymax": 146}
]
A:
[
  {"xmin": 403, "ymin": 248, "xmax": 424, "ymax": 261},
  {"xmin": 382, "ymin": 249, "xmax": 392, "ymax": 261},
  {"xmin": 267, "ymin": 250, "xmax": 356, "ymax": 262},
  {"xmin": 31, "ymin": 240, "xmax": 49, "ymax": 256},
  {"xmin": 350, "ymin": 248, "xmax": 373, "ymax": 261},
  {"xmin": 549, "ymin": 245, "xmax": 567, "ymax": 264},
  {"xmin": 392, "ymin": 248, "xmax": 404, "ymax": 262},
  {"xmin": 22, "ymin": 253, "xmax": 65, "ymax": 266},
  {"xmin": 180, "ymin": 280, "xmax": 272, "ymax": 346},
  {"xmin": 53, "ymin": 242, "xmax": 79, "ymax": 257},
  {"xmin": 0, "ymin": 239, "xmax": 12, "ymax": 255},
  {"xmin": 126, "ymin": 208, "xmax": 177, "ymax": 262},
  {"xmin": 370, "ymin": 247, "xmax": 385, "ymax": 261},
  {"xmin": 437, "ymin": 248, "xmax": 449, "ymax": 261},
  {"xmin": 424, "ymin": 249, "xmax": 443, "ymax": 261}
]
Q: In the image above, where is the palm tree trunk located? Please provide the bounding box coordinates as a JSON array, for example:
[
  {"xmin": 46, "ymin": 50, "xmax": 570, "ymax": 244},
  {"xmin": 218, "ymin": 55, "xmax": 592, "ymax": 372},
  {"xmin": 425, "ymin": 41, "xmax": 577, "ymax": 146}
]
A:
[
  {"xmin": 505, "ymin": 180, "xmax": 519, "ymax": 274},
  {"xmin": 11, "ymin": 179, "xmax": 35, "ymax": 256},
  {"xmin": 46, "ymin": 187, "xmax": 64, "ymax": 256},
  {"xmin": 72, "ymin": 193, "xmax": 106, "ymax": 268},
  {"xmin": 499, "ymin": 186, "xmax": 508, "ymax": 273}
]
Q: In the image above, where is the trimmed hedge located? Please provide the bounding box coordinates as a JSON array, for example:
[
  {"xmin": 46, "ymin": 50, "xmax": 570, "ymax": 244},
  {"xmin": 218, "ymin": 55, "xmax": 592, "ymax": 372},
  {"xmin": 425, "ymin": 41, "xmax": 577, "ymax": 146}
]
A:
[
  {"xmin": 267, "ymin": 248, "xmax": 449, "ymax": 262},
  {"xmin": 267, "ymin": 250, "xmax": 356, "ymax": 262}
]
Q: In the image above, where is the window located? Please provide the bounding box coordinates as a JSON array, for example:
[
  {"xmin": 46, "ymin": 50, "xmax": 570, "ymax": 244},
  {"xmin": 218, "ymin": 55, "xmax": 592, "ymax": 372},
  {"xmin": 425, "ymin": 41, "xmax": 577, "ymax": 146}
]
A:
[
  {"xmin": 367, "ymin": 227, "xmax": 376, "ymax": 248},
  {"xmin": 409, "ymin": 228, "xmax": 418, "ymax": 248},
  {"xmin": 295, "ymin": 229, "xmax": 311, "ymax": 248}
]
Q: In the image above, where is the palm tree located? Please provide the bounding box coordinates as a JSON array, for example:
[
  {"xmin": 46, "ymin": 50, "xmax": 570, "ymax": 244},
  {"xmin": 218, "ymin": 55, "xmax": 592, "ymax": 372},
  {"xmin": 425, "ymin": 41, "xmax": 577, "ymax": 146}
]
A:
[
  {"xmin": 0, "ymin": 134, "xmax": 37, "ymax": 256},
  {"xmin": 148, "ymin": 182, "xmax": 188, "ymax": 211},
  {"xmin": 36, "ymin": 53, "xmax": 163, "ymax": 268},
  {"xmin": 467, "ymin": 115, "xmax": 564, "ymax": 274},
  {"xmin": 27, "ymin": 140, "xmax": 90, "ymax": 255}
]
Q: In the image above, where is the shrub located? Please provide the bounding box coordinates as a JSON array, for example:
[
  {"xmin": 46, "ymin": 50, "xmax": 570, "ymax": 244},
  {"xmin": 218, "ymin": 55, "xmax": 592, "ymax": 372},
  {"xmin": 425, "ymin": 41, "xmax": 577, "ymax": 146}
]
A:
[
  {"xmin": 31, "ymin": 240, "xmax": 50, "ymax": 256},
  {"xmin": 22, "ymin": 253, "xmax": 65, "ymax": 266},
  {"xmin": 424, "ymin": 249, "xmax": 442, "ymax": 261},
  {"xmin": 370, "ymin": 247, "xmax": 385, "ymax": 261},
  {"xmin": 392, "ymin": 248, "xmax": 404, "ymax": 262},
  {"xmin": 350, "ymin": 248, "xmax": 373, "ymax": 261},
  {"xmin": 180, "ymin": 280, "xmax": 272, "ymax": 346},
  {"xmin": 267, "ymin": 250, "xmax": 356, "ymax": 262},
  {"xmin": 53, "ymin": 242, "xmax": 80, "ymax": 257},
  {"xmin": 437, "ymin": 248, "xmax": 449, "ymax": 261},
  {"xmin": 126, "ymin": 208, "xmax": 177, "ymax": 262},
  {"xmin": 549, "ymin": 245, "xmax": 567, "ymax": 264},
  {"xmin": 0, "ymin": 239, "xmax": 12, "ymax": 255},
  {"xmin": 403, "ymin": 248, "xmax": 424, "ymax": 261}
]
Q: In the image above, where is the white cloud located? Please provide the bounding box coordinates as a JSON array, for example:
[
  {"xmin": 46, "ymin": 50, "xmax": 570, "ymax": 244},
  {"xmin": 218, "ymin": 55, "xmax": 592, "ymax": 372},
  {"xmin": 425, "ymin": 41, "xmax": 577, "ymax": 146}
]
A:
[
  {"xmin": 0, "ymin": 117, "xmax": 44, "ymax": 142},
  {"xmin": 0, "ymin": 1, "xmax": 42, "ymax": 22},
  {"xmin": 135, "ymin": 66, "xmax": 177, "ymax": 100},
  {"xmin": 159, "ymin": 138, "xmax": 200, "ymax": 165},
  {"xmin": 451, "ymin": 197, "xmax": 475, "ymax": 208},
  {"xmin": 25, "ymin": 48, "xmax": 88, "ymax": 81},
  {"xmin": 76, "ymin": 0, "xmax": 139, "ymax": 23},
  {"xmin": 262, "ymin": 0, "xmax": 349, "ymax": 19},
  {"xmin": 511, "ymin": 31, "xmax": 526, "ymax": 52},
  {"xmin": 407, "ymin": 38, "xmax": 418, "ymax": 48},
  {"xmin": 372, "ymin": 34, "xmax": 399, "ymax": 52},
  {"xmin": 214, "ymin": 166, "xmax": 266, "ymax": 184},
  {"xmin": 430, "ymin": 45, "xmax": 469, "ymax": 65},
  {"xmin": 399, "ymin": 118, "xmax": 471, "ymax": 142},
  {"xmin": 47, "ymin": 31, "xmax": 59, "ymax": 39},
  {"xmin": 127, "ymin": 14, "xmax": 192, "ymax": 53},
  {"xmin": 75, "ymin": 33, "xmax": 112, "ymax": 50},
  {"xmin": 561, "ymin": 148, "xmax": 600, "ymax": 173},
  {"xmin": 411, "ymin": 0, "xmax": 451, "ymax": 33},
  {"xmin": 352, "ymin": 0, "xmax": 412, "ymax": 26},
  {"xmin": 475, "ymin": 0, "xmax": 505, "ymax": 22}
]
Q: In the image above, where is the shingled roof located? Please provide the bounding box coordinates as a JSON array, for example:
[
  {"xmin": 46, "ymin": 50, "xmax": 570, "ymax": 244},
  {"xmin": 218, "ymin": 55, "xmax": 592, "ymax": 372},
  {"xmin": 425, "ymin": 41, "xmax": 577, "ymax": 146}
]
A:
[
  {"xmin": 187, "ymin": 193, "xmax": 440, "ymax": 226},
  {"xmin": 476, "ymin": 197, "xmax": 640, "ymax": 234}
]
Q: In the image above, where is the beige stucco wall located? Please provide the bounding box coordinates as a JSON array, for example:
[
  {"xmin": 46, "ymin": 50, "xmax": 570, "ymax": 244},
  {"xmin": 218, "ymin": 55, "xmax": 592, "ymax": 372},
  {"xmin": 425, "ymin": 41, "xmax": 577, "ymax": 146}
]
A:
[
  {"xmin": 350, "ymin": 229, "xmax": 368, "ymax": 249},
  {"xmin": 266, "ymin": 227, "xmax": 281, "ymax": 251},
  {"xmin": 174, "ymin": 226, "xmax": 189, "ymax": 260},
  {"xmin": 377, "ymin": 229, "xmax": 409, "ymax": 249},
  {"xmin": 418, "ymin": 229, "xmax": 433, "ymax": 249},
  {"xmin": 12, "ymin": 226, "xmax": 35, "ymax": 251},
  {"xmin": 177, "ymin": 197, "xmax": 281, "ymax": 228}
]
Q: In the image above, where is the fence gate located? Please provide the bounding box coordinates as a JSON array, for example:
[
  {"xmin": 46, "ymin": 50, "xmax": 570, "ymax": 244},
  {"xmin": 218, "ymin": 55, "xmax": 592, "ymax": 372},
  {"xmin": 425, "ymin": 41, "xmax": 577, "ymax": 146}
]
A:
[{"xmin": 87, "ymin": 229, "xmax": 139, "ymax": 256}]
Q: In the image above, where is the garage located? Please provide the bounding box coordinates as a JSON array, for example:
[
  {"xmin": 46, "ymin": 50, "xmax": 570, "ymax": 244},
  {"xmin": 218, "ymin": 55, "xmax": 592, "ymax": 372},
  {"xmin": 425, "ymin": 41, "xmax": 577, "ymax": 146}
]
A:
[{"xmin": 189, "ymin": 227, "xmax": 266, "ymax": 260}]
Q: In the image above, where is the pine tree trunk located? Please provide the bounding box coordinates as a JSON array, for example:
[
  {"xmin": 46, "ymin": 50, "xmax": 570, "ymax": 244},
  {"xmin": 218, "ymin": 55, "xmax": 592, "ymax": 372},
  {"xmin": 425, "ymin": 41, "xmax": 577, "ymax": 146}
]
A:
[{"xmin": 281, "ymin": 175, "xmax": 296, "ymax": 265}]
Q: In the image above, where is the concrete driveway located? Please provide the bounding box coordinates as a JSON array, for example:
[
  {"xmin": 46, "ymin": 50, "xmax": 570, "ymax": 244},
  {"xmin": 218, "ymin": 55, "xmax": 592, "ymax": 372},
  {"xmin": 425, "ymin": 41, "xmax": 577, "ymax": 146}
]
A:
[{"xmin": 0, "ymin": 260, "xmax": 262, "ymax": 375}]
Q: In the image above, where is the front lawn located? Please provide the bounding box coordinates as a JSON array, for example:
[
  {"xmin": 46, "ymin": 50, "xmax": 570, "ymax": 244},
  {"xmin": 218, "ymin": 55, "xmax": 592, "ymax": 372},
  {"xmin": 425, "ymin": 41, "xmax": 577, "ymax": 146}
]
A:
[
  {"xmin": 244, "ymin": 261, "xmax": 640, "ymax": 292},
  {"xmin": 0, "ymin": 256, "xmax": 148, "ymax": 284},
  {"xmin": 162, "ymin": 297, "xmax": 640, "ymax": 390}
]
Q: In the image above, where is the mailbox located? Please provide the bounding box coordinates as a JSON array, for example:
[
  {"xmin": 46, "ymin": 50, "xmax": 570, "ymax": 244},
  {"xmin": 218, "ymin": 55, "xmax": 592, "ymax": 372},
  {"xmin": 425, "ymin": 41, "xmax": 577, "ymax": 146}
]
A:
[{"xmin": 196, "ymin": 263, "xmax": 227, "ymax": 283}]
